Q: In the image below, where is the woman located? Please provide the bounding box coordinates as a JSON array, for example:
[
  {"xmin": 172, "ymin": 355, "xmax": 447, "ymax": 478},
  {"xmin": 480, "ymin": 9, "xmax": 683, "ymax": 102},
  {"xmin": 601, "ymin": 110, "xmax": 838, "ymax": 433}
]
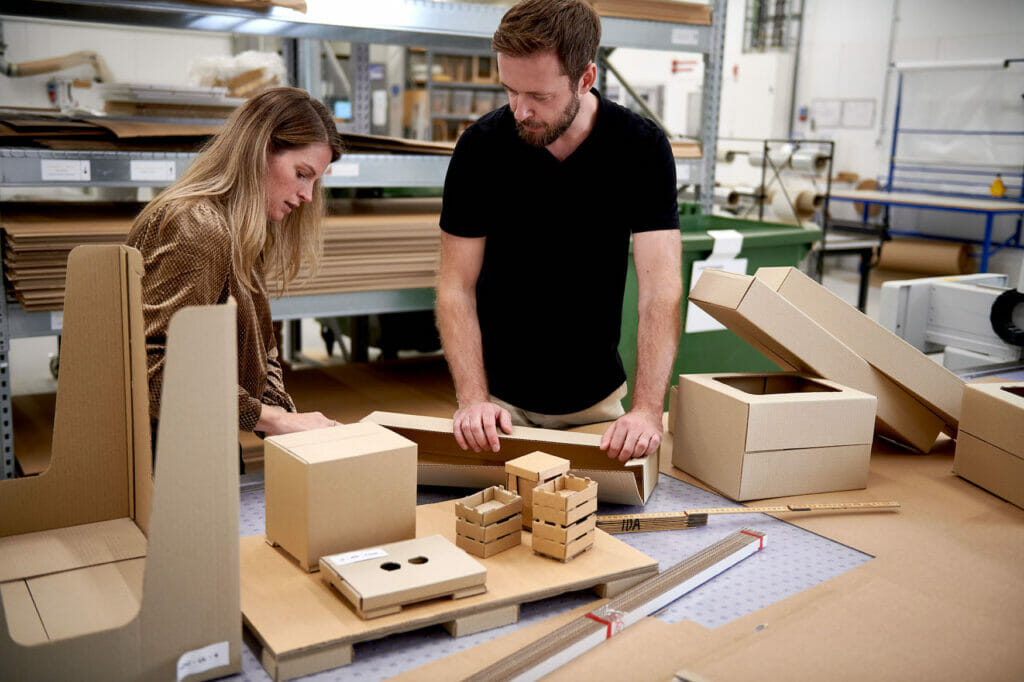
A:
[{"xmin": 128, "ymin": 87, "xmax": 344, "ymax": 439}]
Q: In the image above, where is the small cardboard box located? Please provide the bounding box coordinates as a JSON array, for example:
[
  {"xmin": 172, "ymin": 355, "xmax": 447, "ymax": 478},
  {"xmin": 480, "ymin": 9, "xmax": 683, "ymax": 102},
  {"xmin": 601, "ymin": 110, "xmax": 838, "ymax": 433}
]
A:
[
  {"xmin": 689, "ymin": 269, "xmax": 944, "ymax": 452},
  {"xmin": 531, "ymin": 474, "xmax": 599, "ymax": 523},
  {"xmin": 454, "ymin": 486, "xmax": 523, "ymax": 558},
  {"xmin": 0, "ymin": 246, "xmax": 241, "ymax": 680},
  {"xmin": 954, "ymin": 382, "xmax": 1024, "ymax": 509},
  {"xmin": 673, "ymin": 372, "xmax": 877, "ymax": 501},
  {"xmin": 361, "ymin": 411, "xmax": 658, "ymax": 505},
  {"xmin": 505, "ymin": 452, "xmax": 570, "ymax": 530},
  {"xmin": 755, "ymin": 267, "xmax": 964, "ymax": 432},
  {"xmin": 265, "ymin": 422, "xmax": 417, "ymax": 572},
  {"xmin": 319, "ymin": 535, "xmax": 487, "ymax": 619}
]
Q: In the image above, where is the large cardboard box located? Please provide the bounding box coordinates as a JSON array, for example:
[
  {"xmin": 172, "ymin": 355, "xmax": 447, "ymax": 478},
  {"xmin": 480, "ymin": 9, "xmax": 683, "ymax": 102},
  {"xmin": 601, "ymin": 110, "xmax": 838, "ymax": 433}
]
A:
[
  {"xmin": 954, "ymin": 382, "xmax": 1024, "ymax": 508},
  {"xmin": 755, "ymin": 266, "xmax": 963, "ymax": 432},
  {"xmin": 361, "ymin": 411, "xmax": 657, "ymax": 505},
  {"xmin": 265, "ymin": 422, "xmax": 417, "ymax": 572},
  {"xmin": 0, "ymin": 245, "xmax": 241, "ymax": 680},
  {"xmin": 689, "ymin": 269, "xmax": 944, "ymax": 452},
  {"xmin": 673, "ymin": 372, "xmax": 877, "ymax": 501}
]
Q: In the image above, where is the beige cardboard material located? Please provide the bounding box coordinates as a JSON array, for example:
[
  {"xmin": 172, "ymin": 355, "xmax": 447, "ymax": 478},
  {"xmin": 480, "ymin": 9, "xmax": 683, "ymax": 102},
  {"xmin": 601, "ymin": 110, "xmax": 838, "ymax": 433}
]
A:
[
  {"xmin": 674, "ymin": 372, "xmax": 876, "ymax": 501},
  {"xmin": 533, "ymin": 497, "xmax": 598, "ymax": 527},
  {"xmin": 755, "ymin": 266, "xmax": 964, "ymax": 431},
  {"xmin": 456, "ymin": 530, "xmax": 523, "ymax": 559},
  {"xmin": 241, "ymin": 501, "xmax": 658, "ymax": 680},
  {"xmin": 319, "ymin": 535, "xmax": 487, "ymax": 619},
  {"xmin": 505, "ymin": 452, "xmax": 570, "ymax": 530},
  {"xmin": 362, "ymin": 412, "xmax": 656, "ymax": 505},
  {"xmin": 0, "ymin": 246, "xmax": 240, "ymax": 680},
  {"xmin": 532, "ymin": 474, "xmax": 599, "ymax": 514},
  {"xmin": 532, "ymin": 530, "xmax": 596, "ymax": 562},
  {"xmin": 689, "ymin": 270, "xmax": 944, "ymax": 452},
  {"xmin": 265, "ymin": 422, "xmax": 417, "ymax": 572},
  {"xmin": 954, "ymin": 382, "xmax": 1024, "ymax": 508},
  {"xmin": 456, "ymin": 515, "xmax": 522, "ymax": 544},
  {"xmin": 454, "ymin": 486, "xmax": 523, "ymax": 526},
  {"xmin": 532, "ymin": 515, "xmax": 597, "ymax": 545}
]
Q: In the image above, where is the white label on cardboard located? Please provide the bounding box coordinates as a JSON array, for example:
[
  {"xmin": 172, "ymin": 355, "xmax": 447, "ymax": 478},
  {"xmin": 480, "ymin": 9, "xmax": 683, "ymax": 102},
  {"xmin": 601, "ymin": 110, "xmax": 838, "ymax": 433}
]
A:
[
  {"xmin": 324, "ymin": 547, "xmax": 388, "ymax": 567},
  {"xmin": 685, "ymin": 229, "xmax": 747, "ymax": 333},
  {"xmin": 130, "ymin": 159, "xmax": 176, "ymax": 182},
  {"xmin": 177, "ymin": 641, "xmax": 229, "ymax": 681},
  {"xmin": 671, "ymin": 28, "xmax": 699, "ymax": 46},
  {"xmin": 329, "ymin": 161, "xmax": 360, "ymax": 177},
  {"xmin": 40, "ymin": 159, "xmax": 90, "ymax": 181},
  {"xmin": 50, "ymin": 310, "xmax": 63, "ymax": 331}
]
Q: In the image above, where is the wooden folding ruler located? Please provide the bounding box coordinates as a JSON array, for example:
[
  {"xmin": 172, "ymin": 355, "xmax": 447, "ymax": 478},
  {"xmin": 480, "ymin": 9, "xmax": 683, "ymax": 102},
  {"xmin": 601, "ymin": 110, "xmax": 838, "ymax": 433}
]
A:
[
  {"xmin": 598, "ymin": 500, "xmax": 900, "ymax": 534},
  {"xmin": 464, "ymin": 528, "xmax": 766, "ymax": 682}
]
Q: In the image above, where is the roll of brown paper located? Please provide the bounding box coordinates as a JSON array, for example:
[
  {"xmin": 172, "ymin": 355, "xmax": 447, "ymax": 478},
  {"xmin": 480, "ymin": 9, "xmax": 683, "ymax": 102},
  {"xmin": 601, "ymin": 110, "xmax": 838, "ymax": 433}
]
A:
[
  {"xmin": 853, "ymin": 179, "xmax": 883, "ymax": 218},
  {"xmin": 877, "ymin": 239, "xmax": 975, "ymax": 275}
]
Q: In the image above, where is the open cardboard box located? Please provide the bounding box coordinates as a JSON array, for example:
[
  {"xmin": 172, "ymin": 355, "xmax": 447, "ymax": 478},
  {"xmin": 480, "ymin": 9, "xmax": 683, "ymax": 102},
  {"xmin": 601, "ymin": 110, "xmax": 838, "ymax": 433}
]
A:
[
  {"xmin": 954, "ymin": 381, "xmax": 1024, "ymax": 509},
  {"xmin": 689, "ymin": 269, "xmax": 945, "ymax": 452},
  {"xmin": 361, "ymin": 411, "xmax": 657, "ymax": 505},
  {"xmin": 0, "ymin": 245, "xmax": 241, "ymax": 680}
]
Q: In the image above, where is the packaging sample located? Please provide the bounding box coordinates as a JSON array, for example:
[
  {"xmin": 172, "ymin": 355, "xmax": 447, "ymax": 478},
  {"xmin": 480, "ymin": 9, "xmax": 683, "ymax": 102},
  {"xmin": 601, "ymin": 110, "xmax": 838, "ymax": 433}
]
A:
[
  {"xmin": 531, "ymin": 474, "xmax": 599, "ymax": 562},
  {"xmin": 673, "ymin": 372, "xmax": 877, "ymax": 501},
  {"xmin": 454, "ymin": 486, "xmax": 523, "ymax": 559},
  {"xmin": 361, "ymin": 411, "xmax": 657, "ymax": 505},
  {"xmin": 954, "ymin": 382, "xmax": 1024, "ymax": 509},
  {"xmin": 505, "ymin": 452, "xmax": 570, "ymax": 530},
  {"xmin": 319, "ymin": 535, "xmax": 487, "ymax": 619},
  {"xmin": 688, "ymin": 269, "xmax": 944, "ymax": 452},
  {"xmin": 0, "ymin": 245, "xmax": 241, "ymax": 680},
  {"xmin": 265, "ymin": 422, "xmax": 417, "ymax": 572},
  {"xmin": 755, "ymin": 266, "xmax": 963, "ymax": 431}
]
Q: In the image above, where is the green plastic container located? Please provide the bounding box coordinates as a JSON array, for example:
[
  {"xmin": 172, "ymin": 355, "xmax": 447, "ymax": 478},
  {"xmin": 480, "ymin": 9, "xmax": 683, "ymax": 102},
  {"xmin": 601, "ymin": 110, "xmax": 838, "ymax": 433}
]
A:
[{"xmin": 619, "ymin": 214, "xmax": 822, "ymax": 409}]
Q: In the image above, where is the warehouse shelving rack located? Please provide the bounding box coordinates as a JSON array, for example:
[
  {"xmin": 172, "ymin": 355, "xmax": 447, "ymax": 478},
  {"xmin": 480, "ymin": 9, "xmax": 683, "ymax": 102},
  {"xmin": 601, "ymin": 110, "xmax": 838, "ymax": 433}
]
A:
[{"xmin": 0, "ymin": 0, "xmax": 727, "ymax": 478}]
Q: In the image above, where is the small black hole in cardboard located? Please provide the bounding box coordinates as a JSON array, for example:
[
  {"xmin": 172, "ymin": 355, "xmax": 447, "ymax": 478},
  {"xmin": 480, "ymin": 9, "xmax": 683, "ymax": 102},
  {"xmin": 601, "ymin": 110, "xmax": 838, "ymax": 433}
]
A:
[
  {"xmin": 407, "ymin": 556, "xmax": 429, "ymax": 565},
  {"xmin": 380, "ymin": 562, "xmax": 401, "ymax": 571}
]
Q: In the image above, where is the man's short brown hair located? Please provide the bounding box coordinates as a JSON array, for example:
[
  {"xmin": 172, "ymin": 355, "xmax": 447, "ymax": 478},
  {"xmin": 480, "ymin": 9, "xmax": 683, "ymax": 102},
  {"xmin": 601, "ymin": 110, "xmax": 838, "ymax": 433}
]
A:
[{"xmin": 492, "ymin": 0, "xmax": 602, "ymax": 84}]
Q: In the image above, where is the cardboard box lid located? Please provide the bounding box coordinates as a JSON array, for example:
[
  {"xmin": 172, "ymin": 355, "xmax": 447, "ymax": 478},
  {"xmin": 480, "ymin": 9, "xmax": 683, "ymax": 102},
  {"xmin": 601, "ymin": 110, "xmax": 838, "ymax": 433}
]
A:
[
  {"xmin": 689, "ymin": 270, "xmax": 944, "ymax": 452},
  {"xmin": 755, "ymin": 266, "xmax": 963, "ymax": 430},
  {"xmin": 267, "ymin": 422, "xmax": 416, "ymax": 465},
  {"xmin": 504, "ymin": 452, "xmax": 571, "ymax": 482},
  {"xmin": 682, "ymin": 373, "xmax": 876, "ymax": 452},
  {"xmin": 960, "ymin": 382, "xmax": 1024, "ymax": 456}
]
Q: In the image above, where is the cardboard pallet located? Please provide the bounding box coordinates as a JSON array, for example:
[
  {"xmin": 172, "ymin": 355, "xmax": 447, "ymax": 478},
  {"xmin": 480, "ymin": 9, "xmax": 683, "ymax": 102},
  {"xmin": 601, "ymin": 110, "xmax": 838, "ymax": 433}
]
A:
[{"xmin": 241, "ymin": 501, "xmax": 658, "ymax": 682}]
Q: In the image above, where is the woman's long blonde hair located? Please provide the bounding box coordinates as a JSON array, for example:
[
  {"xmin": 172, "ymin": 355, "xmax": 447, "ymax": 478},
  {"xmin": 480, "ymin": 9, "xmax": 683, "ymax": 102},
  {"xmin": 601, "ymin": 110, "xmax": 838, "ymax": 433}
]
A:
[{"xmin": 135, "ymin": 87, "xmax": 343, "ymax": 292}]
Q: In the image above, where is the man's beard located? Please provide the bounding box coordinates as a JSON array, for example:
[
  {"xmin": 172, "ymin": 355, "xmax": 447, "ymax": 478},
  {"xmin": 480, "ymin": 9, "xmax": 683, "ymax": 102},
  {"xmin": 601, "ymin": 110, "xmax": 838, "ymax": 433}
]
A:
[{"xmin": 516, "ymin": 93, "xmax": 581, "ymax": 147}]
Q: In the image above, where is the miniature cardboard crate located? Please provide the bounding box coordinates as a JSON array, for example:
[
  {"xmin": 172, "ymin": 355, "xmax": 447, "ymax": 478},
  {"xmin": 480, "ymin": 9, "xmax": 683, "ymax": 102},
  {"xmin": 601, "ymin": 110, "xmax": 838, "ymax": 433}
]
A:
[
  {"xmin": 505, "ymin": 452, "xmax": 570, "ymax": 530},
  {"xmin": 319, "ymin": 535, "xmax": 487, "ymax": 619},
  {"xmin": 531, "ymin": 514, "xmax": 597, "ymax": 546},
  {"xmin": 532, "ymin": 529, "xmax": 597, "ymax": 563},
  {"xmin": 265, "ymin": 423, "xmax": 417, "ymax": 572},
  {"xmin": 673, "ymin": 372, "xmax": 877, "ymax": 501},
  {"xmin": 454, "ymin": 487, "xmax": 523, "ymax": 559},
  {"xmin": 531, "ymin": 474, "xmax": 599, "ymax": 525},
  {"xmin": 954, "ymin": 382, "xmax": 1024, "ymax": 509},
  {"xmin": 688, "ymin": 268, "xmax": 944, "ymax": 452},
  {"xmin": 0, "ymin": 245, "xmax": 241, "ymax": 681}
]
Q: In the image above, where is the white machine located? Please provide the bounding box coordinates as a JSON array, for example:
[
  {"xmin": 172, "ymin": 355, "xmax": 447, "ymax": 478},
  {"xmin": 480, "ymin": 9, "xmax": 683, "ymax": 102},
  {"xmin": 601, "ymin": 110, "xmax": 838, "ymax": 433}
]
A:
[{"xmin": 879, "ymin": 268, "xmax": 1024, "ymax": 373}]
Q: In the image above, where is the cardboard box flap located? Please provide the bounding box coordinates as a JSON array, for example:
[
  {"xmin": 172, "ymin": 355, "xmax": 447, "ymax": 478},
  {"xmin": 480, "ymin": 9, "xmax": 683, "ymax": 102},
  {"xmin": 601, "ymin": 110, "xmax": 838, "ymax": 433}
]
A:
[
  {"xmin": 755, "ymin": 266, "xmax": 964, "ymax": 430},
  {"xmin": 362, "ymin": 411, "xmax": 655, "ymax": 504},
  {"xmin": 265, "ymin": 422, "xmax": 382, "ymax": 453},
  {"xmin": 0, "ymin": 518, "xmax": 146, "ymax": 583},
  {"xmin": 272, "ymin": 424, "xmax": 416, "ymax": 465},
  {"xmin": 689, "ymin": 270, "xmax": 944, "ymax": 452},
  {"xmin": 960, "ymin": 382, "xmax": 1024, "ymax": 457}
]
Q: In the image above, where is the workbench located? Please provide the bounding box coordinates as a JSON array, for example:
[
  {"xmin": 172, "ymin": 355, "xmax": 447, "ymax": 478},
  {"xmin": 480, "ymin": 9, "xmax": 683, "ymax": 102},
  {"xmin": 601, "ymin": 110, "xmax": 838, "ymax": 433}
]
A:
[{"xmin": 830, "ymin": 189, "xmax": 1024, "ymax": 272}]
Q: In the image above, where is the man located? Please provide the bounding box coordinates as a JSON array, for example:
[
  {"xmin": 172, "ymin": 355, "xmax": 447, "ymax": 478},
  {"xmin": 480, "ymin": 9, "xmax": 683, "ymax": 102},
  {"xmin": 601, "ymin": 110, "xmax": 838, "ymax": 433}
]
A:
[{"xmin": 436, "ymin": 0, "xmax": 682, "ymax": 462}]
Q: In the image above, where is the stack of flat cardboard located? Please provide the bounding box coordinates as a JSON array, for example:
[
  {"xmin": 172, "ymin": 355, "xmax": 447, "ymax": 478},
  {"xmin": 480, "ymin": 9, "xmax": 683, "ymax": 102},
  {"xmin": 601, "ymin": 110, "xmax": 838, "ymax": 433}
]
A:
[{"xmin": 589, "ymin": 0, "xmax": 711, "ymax": 24}]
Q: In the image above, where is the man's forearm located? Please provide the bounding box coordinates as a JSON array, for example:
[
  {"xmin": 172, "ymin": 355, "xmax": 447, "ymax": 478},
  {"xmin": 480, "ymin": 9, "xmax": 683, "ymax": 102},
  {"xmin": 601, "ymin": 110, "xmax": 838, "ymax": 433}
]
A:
[
  {"xmin": 436, "ymin": 287, "xmax": 489, "ymax": 405},
  {"xmin": 632, "ymin": 293, "xmax": 681, "ymax": 414}
]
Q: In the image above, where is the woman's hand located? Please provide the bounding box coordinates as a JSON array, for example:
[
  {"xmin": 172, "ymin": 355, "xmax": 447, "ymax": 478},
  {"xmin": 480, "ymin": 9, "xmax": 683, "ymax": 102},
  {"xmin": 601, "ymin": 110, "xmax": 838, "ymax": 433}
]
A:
[{"xmin": 256, "ymin": 404, "xmax": 338, "ymax": 436}]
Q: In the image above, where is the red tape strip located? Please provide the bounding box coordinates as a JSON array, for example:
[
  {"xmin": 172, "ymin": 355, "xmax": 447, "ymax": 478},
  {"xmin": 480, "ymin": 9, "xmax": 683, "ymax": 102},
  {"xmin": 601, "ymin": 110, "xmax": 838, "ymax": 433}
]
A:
[
  {"xmin": 585, "ymin": 612, "xmax": 613, "ymax": 639},
  {"xmin": 740, "ymin": 530, "xmax": 764, "ymax": 550}
]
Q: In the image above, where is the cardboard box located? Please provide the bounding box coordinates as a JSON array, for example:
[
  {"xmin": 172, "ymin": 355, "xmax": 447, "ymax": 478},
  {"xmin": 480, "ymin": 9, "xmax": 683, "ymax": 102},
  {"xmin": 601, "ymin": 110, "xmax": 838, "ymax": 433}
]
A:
[
  {"xmin": 319, "ymin": 535, "xmax": 487, "ymax": 619},
  {"xmin": 531, "ymin": 474, "xmax": 599, "ymax": 523},
  {"xmin": 531, "ymin": 474, "xmax": 598, "ymax": 562},
  {"xmin": 360, "ymin": 411, "xmax": 658, "ymax": 505},
  {"xmin": 755, "ymin": 267, "xmax": 964, "ymax": 432},
  {"xmin": 505, "ymin": 452, "xmax": 570, "ymax": 530},
  {"xmin": 265, "ymin": 422, "xmax": 417, "ymax": 572},
  {"xmin": 673, "ymin": 372, "xmax": 877, "ymax": 501},
  {"xmin": 454, "ymin": 486, "xmax": 522, "ymax": 559},
  {"xmin": 688, "ymin": 270, "xmax": 944, "ymax": 452},
  {"xmin": 0, "ymin": 245, "xmax": 241, "ymax": 680},
  {"xmin": 954, "ymin": 382, "xmax": 1024, "ymax": 508}
]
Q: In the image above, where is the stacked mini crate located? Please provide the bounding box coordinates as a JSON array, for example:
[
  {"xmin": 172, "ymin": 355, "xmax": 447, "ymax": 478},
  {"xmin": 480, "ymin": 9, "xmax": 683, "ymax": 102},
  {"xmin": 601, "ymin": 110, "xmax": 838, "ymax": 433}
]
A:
[{"xmin": 531, "ymin": 474, "xmax": 599, "ymax": 562}]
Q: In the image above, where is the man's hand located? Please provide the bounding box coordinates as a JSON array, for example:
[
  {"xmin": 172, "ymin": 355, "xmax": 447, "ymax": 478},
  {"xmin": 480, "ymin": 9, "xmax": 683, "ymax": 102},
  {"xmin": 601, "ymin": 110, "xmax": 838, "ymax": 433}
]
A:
[
  {"xmin": 600, "ymin": 409, "xmax": 663, "ymax": 462},
  {"xmin": 256, "ymin": 404, "xmax": 338, "ymax": 436},
  {"xmin": 453, "ymin": 401, "xmax": 513, "ymax": 452}
]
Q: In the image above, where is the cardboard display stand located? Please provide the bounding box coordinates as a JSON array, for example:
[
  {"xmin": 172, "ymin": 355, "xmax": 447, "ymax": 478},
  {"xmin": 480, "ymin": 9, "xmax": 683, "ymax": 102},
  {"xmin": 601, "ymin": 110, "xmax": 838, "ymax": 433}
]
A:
[
  {"xmin": 0, "ymin": 245, "xmax": 241, "ymax": 681},
  {"xmin": 361, "ymin": 411, "xmax": 657, "ymax": 505}
]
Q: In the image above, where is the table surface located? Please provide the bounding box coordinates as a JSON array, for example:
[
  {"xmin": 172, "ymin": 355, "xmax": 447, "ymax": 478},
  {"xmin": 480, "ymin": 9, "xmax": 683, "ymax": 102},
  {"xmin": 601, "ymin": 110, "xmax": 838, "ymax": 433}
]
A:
[{"xmin": 831, "ymin": 188, "xmax": 1024, "ymax": 212}]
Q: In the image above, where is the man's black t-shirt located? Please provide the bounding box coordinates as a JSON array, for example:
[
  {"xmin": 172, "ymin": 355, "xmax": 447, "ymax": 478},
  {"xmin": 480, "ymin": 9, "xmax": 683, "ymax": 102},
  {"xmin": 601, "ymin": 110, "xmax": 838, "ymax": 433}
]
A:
[{"xmin": 440, "ymin": 89, "xmax": 678, "ymax": 415}]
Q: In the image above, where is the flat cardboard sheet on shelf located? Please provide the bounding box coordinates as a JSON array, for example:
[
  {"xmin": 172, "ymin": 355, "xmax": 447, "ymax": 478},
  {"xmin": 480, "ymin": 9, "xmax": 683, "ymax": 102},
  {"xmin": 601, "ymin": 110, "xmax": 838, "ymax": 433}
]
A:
[{"xmin": 241, "ymin": 500, "xmax": 657, "ymax": 680}]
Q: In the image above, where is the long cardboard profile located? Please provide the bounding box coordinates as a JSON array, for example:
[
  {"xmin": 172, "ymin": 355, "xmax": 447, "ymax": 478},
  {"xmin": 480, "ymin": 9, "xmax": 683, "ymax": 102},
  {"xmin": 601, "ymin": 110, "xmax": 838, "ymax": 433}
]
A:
[
  {"xmin": 954, "ymin": 382, "xmax": 1024, "ymax": 509},
  {"xmin": 688, "ymin": 269, "xmax": 945, "ymax": 452},
  {"xmin": 754, "ymin": 267, "xmax": 964, "ymax": 432},
  {"xmin": 360, "ymin": 411, "xmax": 657, "ymax": 505},
  {"xmin": 0, "ymin": 245, "xmax": 241, "ymax": 681}
]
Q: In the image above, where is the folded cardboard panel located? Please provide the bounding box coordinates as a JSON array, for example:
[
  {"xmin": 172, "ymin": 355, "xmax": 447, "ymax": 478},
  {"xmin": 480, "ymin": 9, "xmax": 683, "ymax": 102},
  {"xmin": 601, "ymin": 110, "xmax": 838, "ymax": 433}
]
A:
[
  {"xmin": 688, "ymin": 270, "xmax": 944, "ymax": 452},
  {"xmin": 755, "ymin": 267, "xmax": 963, "ymax": 431},
  {"xmin": 265, "ymin": 422, "xmax": 418, "ymax": 572},
  {"xmin": 361, "ymin": 412, "xmax": 656, "ymax": 505},
  {"xmin": 0, "ymin": 245, "xmax": 240, "ymax": 681}
]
